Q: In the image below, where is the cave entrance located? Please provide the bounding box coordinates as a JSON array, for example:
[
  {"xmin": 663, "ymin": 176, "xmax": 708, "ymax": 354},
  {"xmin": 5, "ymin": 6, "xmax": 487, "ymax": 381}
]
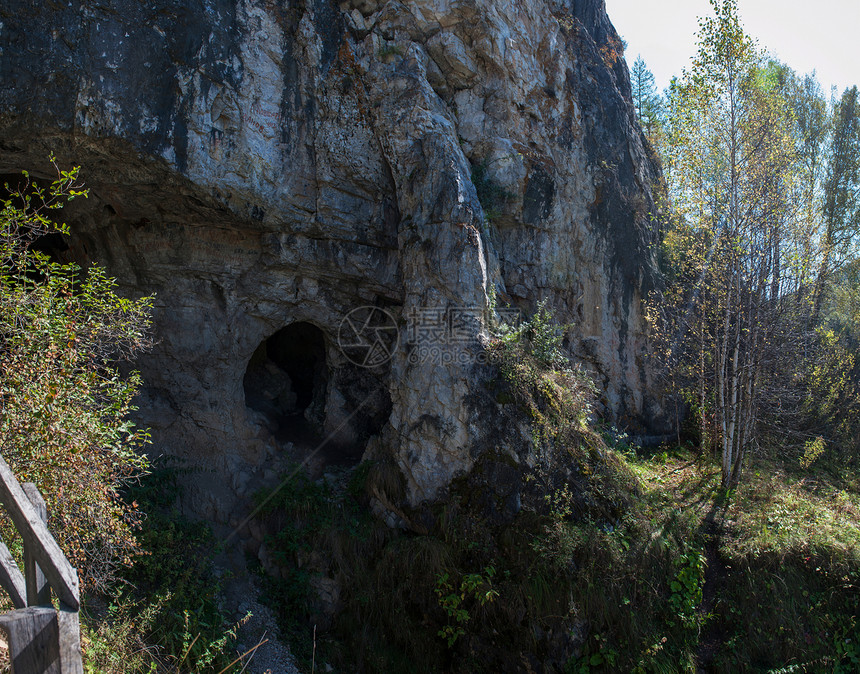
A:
[{"xmin": 244, "ymin": 322, "xmax": 328, "ymax": 444}]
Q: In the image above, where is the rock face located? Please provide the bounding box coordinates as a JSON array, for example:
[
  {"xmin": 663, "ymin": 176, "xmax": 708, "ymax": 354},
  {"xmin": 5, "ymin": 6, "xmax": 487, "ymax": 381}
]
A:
[{"xmin": 0, "ymin": 0, "xmax": 663, "ymax": 516}]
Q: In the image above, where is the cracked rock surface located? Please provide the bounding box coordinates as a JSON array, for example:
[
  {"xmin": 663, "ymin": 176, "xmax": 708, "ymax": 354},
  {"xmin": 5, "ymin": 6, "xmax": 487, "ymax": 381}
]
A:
[{"xmin": 0, "ymin": 0, "xmax": 664, "ymax": 512}]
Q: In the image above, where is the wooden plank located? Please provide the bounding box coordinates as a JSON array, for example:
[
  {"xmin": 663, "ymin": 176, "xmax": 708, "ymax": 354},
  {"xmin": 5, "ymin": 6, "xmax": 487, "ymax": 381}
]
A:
[
  {"xmin": 23, "ymin": 483, "xmax": 51, "ymax": 606},
  {"xmin": 0, "ymin": 539, "xmax": 27, "ymax": 609},
  {"xmin": 57, "ymin": 603, "xmax": 82, "ymax": 674},
  {"xmin": 0, "ymin": 457, "xmax": 79, "ymax": 609},
  {"xmin": 0, "ymin": 606, "xmax": 61, "ymax": 673}
]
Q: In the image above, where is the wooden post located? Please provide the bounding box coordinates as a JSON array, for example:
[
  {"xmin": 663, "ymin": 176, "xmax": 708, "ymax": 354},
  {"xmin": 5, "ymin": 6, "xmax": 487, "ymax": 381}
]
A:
[
  {"xmin": 0, "ymin": 606, "xmax": 61, "ymax": 673},
  {"xmin": 57, "ymin": 604, "xmax": 82, "ymax": 674},
  {"xmin": 23, "ymin": 483, "xmax": 51, "ymax": 607},
  {"xmin": 0, "ymin": 540, "xmax": 27, "ymax": 609},
  {"xmin": 0, "ymin": 457, "xmax": 79, "ymax": 609},
  {"xmin": 18, "ymin": 485, "xmax": 83, "ymax": 674},
  {"xmin": 0, "ymin": 460, "xmax": 83, "ymax": 672}
]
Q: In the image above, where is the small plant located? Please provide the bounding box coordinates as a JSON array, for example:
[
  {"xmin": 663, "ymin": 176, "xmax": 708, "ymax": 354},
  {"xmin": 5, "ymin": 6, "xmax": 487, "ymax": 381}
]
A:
[
  {"xmin": 667, "ymin": 547, "xmax": 705, "ymax": 632},
  {"xmin": 377, "ymin": 44, "xmax": 403, "ymax": 59},
  {"xmin": 105, "ymin": 459, "xmax": 242, "ymax": 672},
  {"xmin": 545, "ymin": 483, "xmax": 575, "ymax": 521},
  {"xmin": 528, "ymin": 299, "xmax": 570, "ymax": 366},
  {"xmin": 434, "ymin": 566, "xmax": 499, "ymax": 647},
  {"xmin": 258, "ymin": 470, "xmax": 334, "ymax": 559},
  {"xmin": 833, "ymin": 615, "xmax": 860, "ymax": 673},
  {"xmin": 487, "ymin": 295, "xmax": 633, "ymax": 525},
  {"xmin": 434, "ymin": 573, "xmax": 468, "ymax": 647},
  {"xmin": 489, "ymin": 295, "xmax": 573, "ymax": 369},
  {"xmin": 569, "ymin": 633, "xmax": 619, "ymax": 673},
  {"xmin": 800, "ymin": 435, "xmax": 826, "ymax": 469},
  {"xmin": 83, "ymin": 595, "xmax": 166, "ymax": 673},
  {"xmin": 598, "ymin": 36, "xmax": 623, "ymax": 68}
]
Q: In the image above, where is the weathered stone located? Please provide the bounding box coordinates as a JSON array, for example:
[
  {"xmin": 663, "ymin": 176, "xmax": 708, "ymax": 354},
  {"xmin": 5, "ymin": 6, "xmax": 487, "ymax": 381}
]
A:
[
  {"xmin": 426, "ymin": 30, "xmax": 478, "ymax": 89},
  {"xmin": 0, "ymin": 0, "xmax": 665, "ymax": 513},
  {"xmin": 245, "ymin": 536, "xmax": 262, "ymax": 557},
  {"xmin": 248, "ymin": 519, "xmax": 265, "ymax": 543},
  {"xmin": 257, "ymin": 542, "xmax": 274, "ymax": 574},
  {"xmin": 308, "ymin": 575, "xmax": 342, "ymax": 631}
]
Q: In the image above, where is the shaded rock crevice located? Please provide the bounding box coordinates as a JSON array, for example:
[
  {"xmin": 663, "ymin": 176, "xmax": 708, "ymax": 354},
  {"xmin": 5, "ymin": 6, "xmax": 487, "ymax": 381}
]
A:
[{"xmin": 0, "ymin": 0, "xmax": 667, "ymax": 516}]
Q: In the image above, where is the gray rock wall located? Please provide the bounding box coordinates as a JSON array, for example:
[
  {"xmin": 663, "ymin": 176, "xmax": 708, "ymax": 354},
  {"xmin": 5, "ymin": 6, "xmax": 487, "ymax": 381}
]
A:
[{"xmin": 0, "ymin": 0, "xmax": 664, "ymax": 515}]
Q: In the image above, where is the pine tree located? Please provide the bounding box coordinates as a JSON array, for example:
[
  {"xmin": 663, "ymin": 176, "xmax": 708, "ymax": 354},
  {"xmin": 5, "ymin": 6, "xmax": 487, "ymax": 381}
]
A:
[{"xmin": 630, "ymin": 54, "xmax": 662, "ymax": 139}]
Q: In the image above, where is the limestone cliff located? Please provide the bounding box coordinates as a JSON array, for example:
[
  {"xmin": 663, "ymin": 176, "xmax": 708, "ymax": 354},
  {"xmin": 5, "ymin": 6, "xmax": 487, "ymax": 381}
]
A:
[{"xmin": 0, "ymin": 0, "xmax": 663, "ymax": 517}]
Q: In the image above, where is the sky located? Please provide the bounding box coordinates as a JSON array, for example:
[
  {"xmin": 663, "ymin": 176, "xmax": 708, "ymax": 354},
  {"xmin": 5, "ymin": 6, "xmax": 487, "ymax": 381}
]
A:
[{"xmin": 605, "ymin": 0, "xmax": 860, "ymax": 97}]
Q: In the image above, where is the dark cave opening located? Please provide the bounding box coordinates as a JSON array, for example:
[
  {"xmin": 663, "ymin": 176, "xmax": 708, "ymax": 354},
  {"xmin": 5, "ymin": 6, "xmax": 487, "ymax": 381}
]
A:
[{"xmin": 243, "ymin": 322, "xmax": 328, "ymax": 443}]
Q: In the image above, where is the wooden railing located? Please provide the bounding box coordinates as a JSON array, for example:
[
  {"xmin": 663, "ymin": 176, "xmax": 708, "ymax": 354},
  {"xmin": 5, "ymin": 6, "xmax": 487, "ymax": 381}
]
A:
[{"xmin": 0, "ymin": 455, "xmax": 82, "ymax": 673}]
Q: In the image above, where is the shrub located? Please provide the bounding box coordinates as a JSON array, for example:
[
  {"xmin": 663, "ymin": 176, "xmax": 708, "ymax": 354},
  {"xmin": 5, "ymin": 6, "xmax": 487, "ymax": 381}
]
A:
[
  {"xmin": 90, "ymin": 460, "xmax": 245, "ymax": 673},
  {"xmin": 0, "ymin": 160, "xmax": 153, "ymax": 591}
]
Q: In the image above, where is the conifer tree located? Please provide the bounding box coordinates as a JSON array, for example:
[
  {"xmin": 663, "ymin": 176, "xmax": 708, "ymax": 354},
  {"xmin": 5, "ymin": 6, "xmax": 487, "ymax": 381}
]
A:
[{"xmin": 631, "ymin": 54, "xmax": 662, "ymax": 139}]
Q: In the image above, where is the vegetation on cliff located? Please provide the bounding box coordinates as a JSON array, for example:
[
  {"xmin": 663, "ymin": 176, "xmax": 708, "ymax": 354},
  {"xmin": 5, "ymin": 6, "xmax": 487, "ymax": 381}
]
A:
[
  {"xmin": 0, "ymin": 165, "xmax": 243, "ymax": 671},
  {"xmin": 0, "ymin": 161, "xmax": 152, "ymax": 590},
  {"xmin": 0, "ymin": 1, "xmax": 857, "ymax": 672}
]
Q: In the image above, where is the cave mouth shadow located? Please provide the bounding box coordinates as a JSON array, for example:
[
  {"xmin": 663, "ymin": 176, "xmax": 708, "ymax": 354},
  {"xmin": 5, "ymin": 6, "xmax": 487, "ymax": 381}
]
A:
[{"xmin": 243, "ymin": 322, "xmax": 328, "ymax": 447}]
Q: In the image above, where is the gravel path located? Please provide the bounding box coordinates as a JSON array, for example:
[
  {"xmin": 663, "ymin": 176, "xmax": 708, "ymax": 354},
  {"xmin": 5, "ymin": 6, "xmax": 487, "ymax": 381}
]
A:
[
  {"xmin": 216, "ymin": 551, "xmax": 300, "ymax": 674},
  {"xmin": 233, "ymin": 591, "xmax": 299, "ymax": 674}
]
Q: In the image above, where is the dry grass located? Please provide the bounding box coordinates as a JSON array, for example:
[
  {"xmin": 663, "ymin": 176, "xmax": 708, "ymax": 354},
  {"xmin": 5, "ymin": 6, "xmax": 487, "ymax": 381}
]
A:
[{"xmin": 625, "ymin": 447, "xmax": 860, "ymax": 673}]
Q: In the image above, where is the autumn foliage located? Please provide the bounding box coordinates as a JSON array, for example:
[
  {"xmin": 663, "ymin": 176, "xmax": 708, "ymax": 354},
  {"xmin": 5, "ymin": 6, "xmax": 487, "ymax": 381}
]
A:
[{"xmin": 0, "ymin": 160, "xmax": 153, "ymax": 591}]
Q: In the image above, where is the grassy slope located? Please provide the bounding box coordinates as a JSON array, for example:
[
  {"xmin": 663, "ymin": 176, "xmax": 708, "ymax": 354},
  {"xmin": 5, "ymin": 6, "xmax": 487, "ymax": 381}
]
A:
[
  {"xmin": 627, "ymin": 447, "xmax": 860, "ymax": 673},
  {"xmin": 257, "ymin": 443, "xmax": 701, "ymax": 673},
  {"xmin": 247, "ymin": 436, "xmax": 860, "ymax": 674}
]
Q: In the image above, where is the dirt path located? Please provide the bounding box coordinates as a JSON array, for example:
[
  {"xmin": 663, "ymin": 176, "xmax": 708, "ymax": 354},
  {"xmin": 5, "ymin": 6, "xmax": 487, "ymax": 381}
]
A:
[
  {"xmin": 696, "ymin": 503, "xmax": 729, "ymax": 673},
  {"xmin": 647, "ymin": 459, "xmax": 730, "ymax": 672}
]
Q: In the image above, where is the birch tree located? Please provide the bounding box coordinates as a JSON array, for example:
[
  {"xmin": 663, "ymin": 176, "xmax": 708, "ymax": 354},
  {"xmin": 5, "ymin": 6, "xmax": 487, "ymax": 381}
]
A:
[
  {"xmin": 814, "ymin": 85, "xmax": 860, "ymax": 318},
  {"xmin": 655, "ymin": 0, "xmax": 803, "ymax": 487}
]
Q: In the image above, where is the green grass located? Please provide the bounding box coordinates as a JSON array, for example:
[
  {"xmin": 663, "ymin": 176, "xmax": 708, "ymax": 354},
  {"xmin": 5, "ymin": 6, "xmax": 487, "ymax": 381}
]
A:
[
  {"xmin": 625, "ymin": 446, "xmax": 860, "ymax": 673},
  {"xmin": 82, "ymin": 460, "xmax": 243, "ymax": 673},
  {"xmin": 711, "ymin": 464, "xmax": 860, "ymax": 673},
  {"xmin": 725, "ymin": 471, "xmax": 860, "ymax": 560}
]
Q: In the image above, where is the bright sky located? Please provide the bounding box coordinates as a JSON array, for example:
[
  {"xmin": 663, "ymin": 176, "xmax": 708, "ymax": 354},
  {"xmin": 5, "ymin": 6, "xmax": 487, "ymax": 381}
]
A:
[{"xmin": 606, "ymin": 0, "xmax": 860, "ymax": 98}]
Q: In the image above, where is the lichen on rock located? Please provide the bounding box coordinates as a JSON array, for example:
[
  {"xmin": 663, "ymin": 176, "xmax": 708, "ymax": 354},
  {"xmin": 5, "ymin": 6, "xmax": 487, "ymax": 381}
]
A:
[{"xmin": 0, "ymin": 0, "xmax": 666, "ymax": 516}]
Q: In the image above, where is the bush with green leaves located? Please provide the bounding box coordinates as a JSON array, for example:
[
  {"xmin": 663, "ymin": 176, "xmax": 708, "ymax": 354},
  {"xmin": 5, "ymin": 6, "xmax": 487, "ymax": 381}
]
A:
[
  {"xmin": 0, "ymin": 160, "xmax": 153, "ymax": 591},
  {"xmin": 84, "ymin": 459, "xmax": 245, "ymax": 673},
  {"xmin": 434, "ymin": 566, "xmax": 498, "ymax": 647},
  {"xmin": 802, "ymin": 326, "xmax": 860, "ymax": 460},
  {"xmin": 486, "ymin": 295, "xmax": 634, "ymax": 523},
  {"xmin": 488, "ymin": 296, "xmax": 593, "ymax": 424}
]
